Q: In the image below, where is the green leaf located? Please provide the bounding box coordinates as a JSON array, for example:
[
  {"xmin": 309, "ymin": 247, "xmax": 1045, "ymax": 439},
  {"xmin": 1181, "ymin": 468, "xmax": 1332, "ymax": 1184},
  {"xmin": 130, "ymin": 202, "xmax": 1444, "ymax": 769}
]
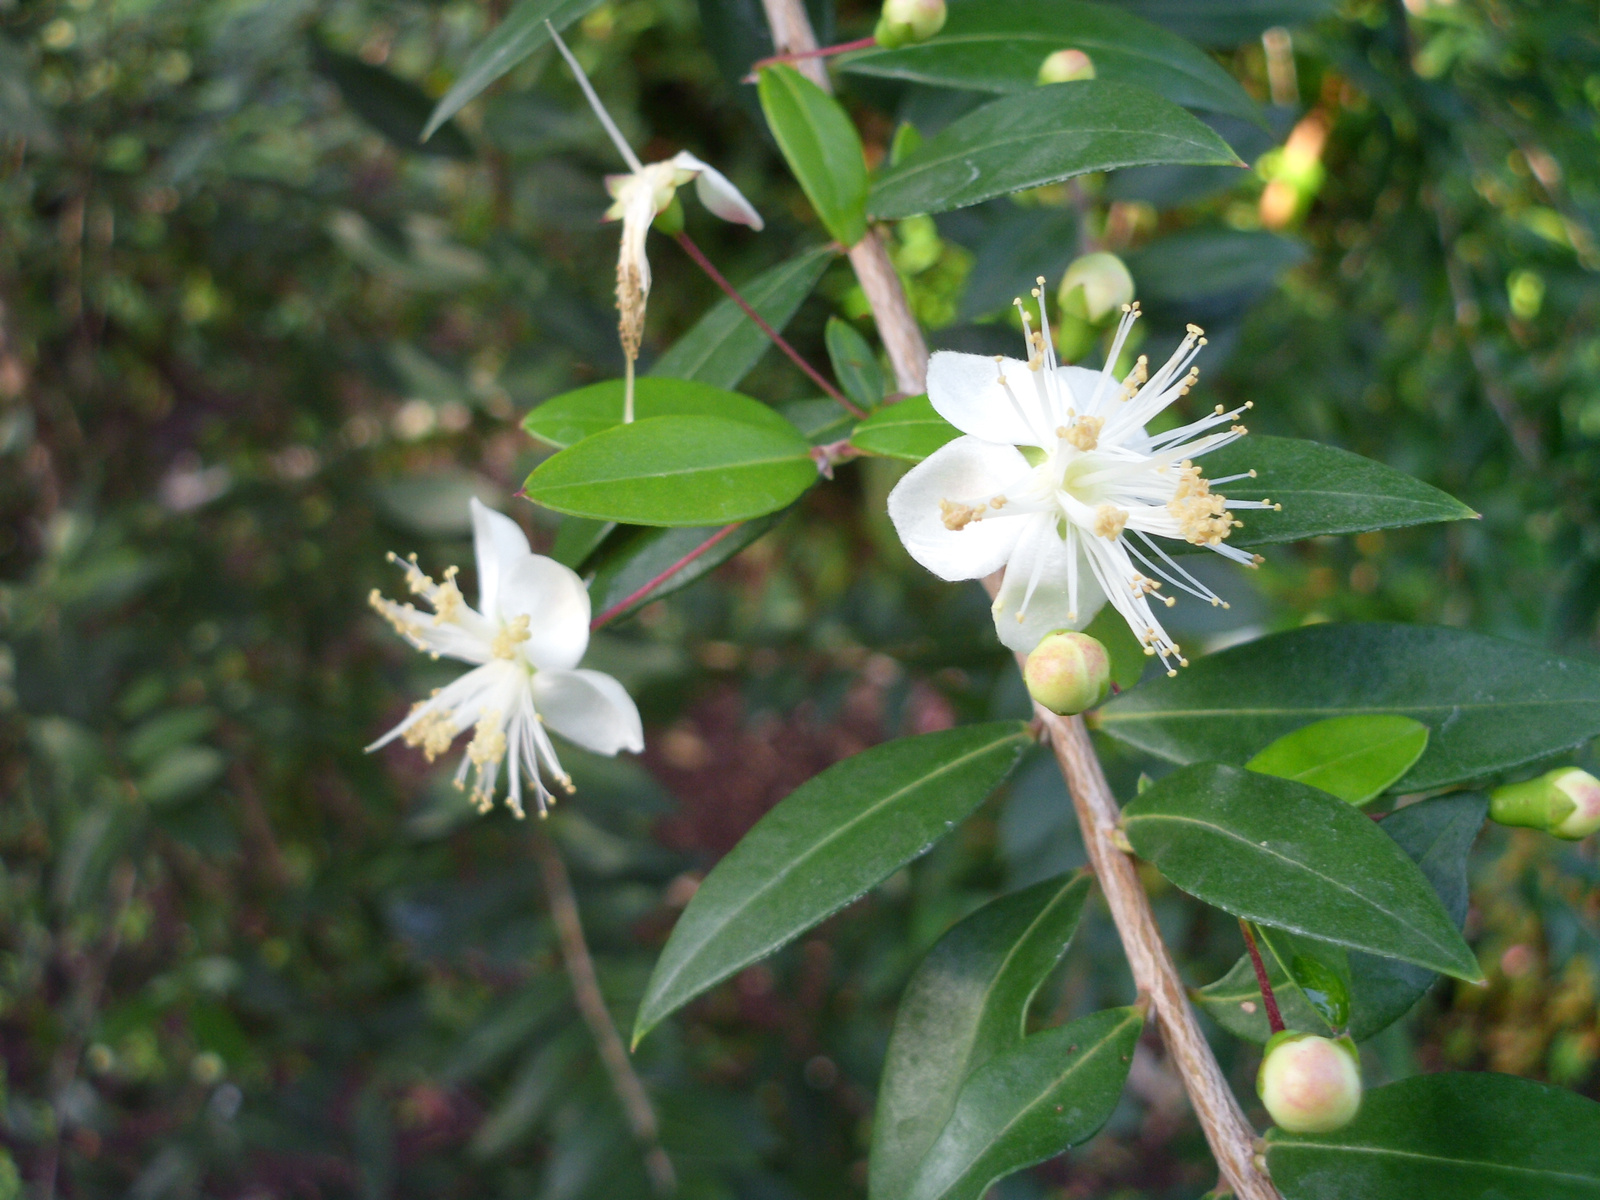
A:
[
  {"xmin": 550, "ymin": 516, "xmax": 615, "ymax": 570},
  {"xmin": 585, "ymin": 514, "xmax": 786, "ymax": 623},
  {"xmin": 1194, "ymin": 933, "xmax": 1335, "ymax": 1043},
  {"xmin": 778, "ymin": 398, "xmax": 858, "ymax": 445},
  {"xmin": 1283, "ymin": 941, "xmax": 1351, "ymax": 1029},
  {"xmin": 1202, "ymin": 436, "xmax": 1478, "ymax": 549},
  {"xmin": 1126, "ymin": 228, "xmax": 1307, "ymax": 307},
  {"xmin": 1096, "ymin": 623, "xmax": 1600, "ymax": 792},
  {"xmin": 871, "ymin": 873, "xmax": 1094, "ymax": 1200},
  {"xmin": 850, "ymin": 394, "xmax": 959, "ymax": 461},
  {"xmin": 1105, "ymin": 0, "xmax": 1336, "ymax": 48},
  {"xmin": 869, "ymin": 81, "xmax": 1240, "ymax": 220},
  {"xmin": 757, "ymin": 65, "xmax": 869, "ymax": 246},
  {"xmin": 1122, "ymin": 763, "xmax": 1482, "ymax": 981},
  {"xmin": 521, "ymin": 377, "xmax": 800, "ymax": 450},
  {"xmin": 522, "ymin": 415, "xmax": 816, "ymax": 526},
  {"xmin": 1246, "ymin": 715, "xmax": 1430, "ymax": 806},
  {"xmin": 905, "ymin": 1007, "xmax": 1144, "ymax": 1200},
  {"xmin": 839, "ymin": 0, "xmax": 1261, "ymax": 126},
  {"xmin": 421, "ymin": 0, "xmax": 604, "ymax": 142},
  {"xmin": 824, "ymin": 317, "xmax": 884, "ymax": 412},
  {"xmin": 633, "ymin": 723, "xmax": 1031, "ymax": 1044},
  {"xmin": 314, "ymin": 47, "xmax": 474, "ymax": 159},
  {"xmin": 1265, "ymin": 1072, "xmax": 1600, "ymax": 1199},
  {"xmin": 652, "ymin": 245, "xmax": 836, "ymax": 388}
]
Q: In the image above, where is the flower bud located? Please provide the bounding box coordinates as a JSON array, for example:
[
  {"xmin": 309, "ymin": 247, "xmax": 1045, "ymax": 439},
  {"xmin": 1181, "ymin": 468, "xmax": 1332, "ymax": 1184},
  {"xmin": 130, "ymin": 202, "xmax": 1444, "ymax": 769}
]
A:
[
  {"xmin": 1024, "ymin": 630, "xmax": 1111, "ymax": 715},
  {"xmin": 1490, "ymin": 767, "xmax": 1600, "ymax": 840},
  {"xmin": 1057, "ymin": 252, "xmax": 1135, "ymax": 324},
  {"xmin": 1257, "ymin": 1032, "xmax": 1362, "ymax": 1134},
  {"xmin": 651, "ymin": 193, "xmax": 686, "ymax": 236},
  {"xmin": 874, "ymin": 0, "xmax": 946, "ymax": 49},
  {"xmin": 1037, "ymin": 48, "xmax": 1096, "ymax": 85}
]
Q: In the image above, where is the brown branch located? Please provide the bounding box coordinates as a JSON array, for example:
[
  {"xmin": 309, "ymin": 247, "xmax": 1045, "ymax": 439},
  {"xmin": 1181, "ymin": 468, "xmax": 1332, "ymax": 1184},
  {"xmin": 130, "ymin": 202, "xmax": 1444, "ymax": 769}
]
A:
[
  {"xmin": 529, "ymin": 829, "xmax": 676, "ymax": 1195},
  {"xmin": 1240, "ymin": 920, "xmax": 1286, "ymax": 1036}
]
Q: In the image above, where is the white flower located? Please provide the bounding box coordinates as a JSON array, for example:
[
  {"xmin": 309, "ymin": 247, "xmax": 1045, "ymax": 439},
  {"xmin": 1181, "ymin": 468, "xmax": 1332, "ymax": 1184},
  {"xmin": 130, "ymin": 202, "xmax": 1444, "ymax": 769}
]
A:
[
  {"xmin": 367, "ymin": 499, "xmax": 644, "ymax": 818},
  {"xmin": 888, "ymin": 278, "xmax": 1277, "ymax": 669}
]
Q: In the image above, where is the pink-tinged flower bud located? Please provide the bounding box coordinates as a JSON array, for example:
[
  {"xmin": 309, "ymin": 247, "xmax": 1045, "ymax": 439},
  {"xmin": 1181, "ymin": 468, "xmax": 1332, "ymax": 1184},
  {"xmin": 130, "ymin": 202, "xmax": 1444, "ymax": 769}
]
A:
[
  {"xmin": 1024, "ymin": 630, "xmax": 1111, "ymax": 715},
  {"xmin": 1257, "ymin": 1032, "xmax": 1362, "ymax": 1134},
  {"xmin": 1491, "ymin": 767, "xmax": 1600, "ymax": 840},
  {"xmin": 1057, "ymin": 252, "xmax": 1135, "ymax": 324},
  {"xmin": 1037, "ymin": 48, "xmax": 1096, "ymax": 85},
  {"xmin": 875, "ymin": 0, "xmax": 946, "ymax": 49}
]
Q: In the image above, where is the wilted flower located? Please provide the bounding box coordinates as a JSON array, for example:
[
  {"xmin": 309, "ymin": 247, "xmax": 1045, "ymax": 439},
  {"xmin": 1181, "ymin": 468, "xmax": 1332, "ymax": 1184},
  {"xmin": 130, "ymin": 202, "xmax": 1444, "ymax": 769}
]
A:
[
  {"xmin": 368, "ymin": 499, "xmax": 643, "ymax": 818},
  {"xmin": 888, "ymin": 276, "xmax": 1275, "ymax": 664}
]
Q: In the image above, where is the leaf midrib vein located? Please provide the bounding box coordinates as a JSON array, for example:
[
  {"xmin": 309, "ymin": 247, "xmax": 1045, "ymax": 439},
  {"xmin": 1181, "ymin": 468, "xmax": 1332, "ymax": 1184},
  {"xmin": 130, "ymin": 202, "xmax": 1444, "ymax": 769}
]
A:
[
  {"xmin": 1101, "ymin": 699, "xmax": 1600, "ymax": 725},
  {"xmin": 884, "ymin": 126, "xmax": 1213, "ymax": 188}
]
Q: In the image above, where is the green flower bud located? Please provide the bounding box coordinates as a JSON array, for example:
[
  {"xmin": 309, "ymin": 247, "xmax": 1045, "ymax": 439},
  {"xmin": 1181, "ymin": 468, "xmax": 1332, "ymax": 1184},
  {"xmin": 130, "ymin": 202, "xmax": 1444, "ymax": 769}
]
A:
[
  {"xmin": 1037, "ymin": 48, "xmax": 1096, "ymax": 85},
  {"xmin": 1024, "ymin": 630, "xmax": 1112, "ymax": 715},
  {"xmin": 652, "ymin": 193, "xmax": 685, "ymax": 237},
  {"xmin": 1057, "ymin": 252, "xmax": 1135, "ymax": 324},
  {"xmin": 874, "ymin": 0, "xmax": 946, "ymax": 49},
  {"xmin": 1490, "ymin": 767, "xmax": 1600, "ymax": 840},
  {"xmin": 1257, "ymin": 1032, "xmax": 1362, "ymax": 1134}
]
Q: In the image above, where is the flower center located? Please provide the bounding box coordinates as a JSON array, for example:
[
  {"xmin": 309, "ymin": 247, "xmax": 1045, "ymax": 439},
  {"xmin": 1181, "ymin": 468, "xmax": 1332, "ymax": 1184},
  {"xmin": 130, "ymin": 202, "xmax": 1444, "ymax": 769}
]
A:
[{"xmin": 490, "ymin": 614, "xmax": 532, "ymax": 660}]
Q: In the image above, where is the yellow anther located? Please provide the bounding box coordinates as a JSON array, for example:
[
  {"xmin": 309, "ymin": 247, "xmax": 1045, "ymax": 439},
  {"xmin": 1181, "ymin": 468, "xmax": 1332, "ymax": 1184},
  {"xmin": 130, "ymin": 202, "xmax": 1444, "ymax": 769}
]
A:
[
  {"xmin": 1092, "ymin": 504, "xmax": 1129, "ymax": 540},
  {"xmin": 490, "ymin": 614, "xmax": 532, "ymax": 659}
]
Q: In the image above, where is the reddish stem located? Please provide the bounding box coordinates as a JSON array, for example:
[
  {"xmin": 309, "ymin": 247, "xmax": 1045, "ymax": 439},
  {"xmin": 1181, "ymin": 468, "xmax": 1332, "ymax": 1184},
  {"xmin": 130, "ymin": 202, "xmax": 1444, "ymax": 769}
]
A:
[
  {"xmin": 590, "ymin": 523, "xmax": 743, "ymax": 629},
  {"xmin": 745, "ymin": 35, "xmax": 878, "ymax": 78},
  {"xmin": 1239, "ymin": 920, "xmax": 1286, "ymax": 1035},
  {"xmin": 674, "ymin": 233, "xmax": 865, "ymax": 418}
]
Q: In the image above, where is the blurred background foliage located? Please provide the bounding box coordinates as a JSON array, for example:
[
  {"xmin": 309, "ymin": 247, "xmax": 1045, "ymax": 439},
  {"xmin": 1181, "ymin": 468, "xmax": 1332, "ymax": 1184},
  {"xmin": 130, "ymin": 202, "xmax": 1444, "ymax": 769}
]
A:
[{"xmin": 2, "ymin": 0, "xmax": 1599, "ymax": 1196}]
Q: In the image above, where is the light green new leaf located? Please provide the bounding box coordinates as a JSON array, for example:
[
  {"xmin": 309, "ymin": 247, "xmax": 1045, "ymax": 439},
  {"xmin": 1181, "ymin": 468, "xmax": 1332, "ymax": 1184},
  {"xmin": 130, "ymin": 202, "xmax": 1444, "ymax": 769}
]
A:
[
  {"xmin": 422, "ymin": 0, "xmax": 604, "ymax": 141},
  {"xmin": 522, "ymin": 414, "xmax": 816, "ymax": 526},
  {"xmin": 850, "ymin": 394, "xmax": 959, "ymax": 461},
  {"xmin": 839, "ymin": 0, "xmax": 1261, "ymax": 126},
  {"xmin": 1122, "ymin": 764, "xmax": 1481, "ymax": 981},
  {"xmin": 633, "ymin": 723, "xmax": 1031, "ymax": 1044},
  {"xmin": 824, "ymin": 317, "xmax": 884, "ymax": 412},
  {"xmin": 758, "ymin": 66, "xmax": 869, "ymax": 247},
  {"xmin": 584, "ymin": 514, "xmax": 786, "ymax": 624},
  {"xmin": 1246, "ymin": 715, "xmax": 1430, "ymax": 806},
  {"xmin": 906, "ymin": 1007, "xmax": 1144, "ymax": 1200},
  {"xmin": 869, "ymin": 81, "xmax": 1239, "ymax": 220},
  {"xmin": 1097, "ymin": 623, "xmax": 1600, "ymax": 791},
  {"xmin": 871, "ymin": 873, "xmax": 1093, "ymax": 1200},
  {"xmin": 1265, "ymin": 1072, "xmax": 1600, "ymax": 1198},
  {"xmin": 652, "ymin": 245, "xmax": 836, "ymax": 388},
  {"xmin": 522, "ymin": 377, "xmax": 798, "ymax": 449}
]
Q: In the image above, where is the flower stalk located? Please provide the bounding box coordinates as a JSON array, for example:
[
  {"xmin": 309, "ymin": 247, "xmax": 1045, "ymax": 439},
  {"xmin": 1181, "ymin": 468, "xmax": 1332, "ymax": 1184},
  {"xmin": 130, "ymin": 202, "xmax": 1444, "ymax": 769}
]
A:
[
  {"xmin": 743, "ymin": 35, "xmax": 879, "ymax": 81},
  {"xmin": 1240, "ymin": 919, "xmax": 1287, "ymax": 1036}
]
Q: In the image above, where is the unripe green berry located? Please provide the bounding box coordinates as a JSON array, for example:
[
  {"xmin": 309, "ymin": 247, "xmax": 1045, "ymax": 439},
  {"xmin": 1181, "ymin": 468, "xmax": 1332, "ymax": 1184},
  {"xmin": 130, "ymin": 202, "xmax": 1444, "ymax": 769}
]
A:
[
  {"xmin": 874, "ymin": 0, "xmax": 946, "ymax": 49},
  {"xmin": 1057, "ymin": 252, "xmax": 1135, "ymax": 324},
  {"xmin": 1257, "ymin": 1032, "xmax": 1362, "ymax": 1134},
  {"xmin": 1491, "ymin": 767, "xmax": 1600, "ymax": 840},
  {"xmin": 1024, "ymin": 630, "xmax": 1112, "ymax": 715},
  {"xmin": 1037, "ymin": 48, "xmax": 1096, "ymax": 85}
]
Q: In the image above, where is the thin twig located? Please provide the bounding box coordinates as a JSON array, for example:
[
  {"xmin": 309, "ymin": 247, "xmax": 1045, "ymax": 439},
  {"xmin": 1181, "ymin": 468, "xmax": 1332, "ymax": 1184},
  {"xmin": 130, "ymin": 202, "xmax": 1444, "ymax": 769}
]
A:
[
  {"xmin": 530, "ymin": 829, "xmax": 676, "ymax": 1195},
  {"xmin": 1239, "ymin": 920, "xmax": 1286, "ymax": 1036},
  {"xmin": 743, "ymin": 35, "xmax": 878, "ymax": 81},
  {"xmin": 591, "ymin": 523, "xmax": 743, "ymax": 630},
  {"xmin": 673, "ymin": 232, "xmax": 864, "ymax": 416}
]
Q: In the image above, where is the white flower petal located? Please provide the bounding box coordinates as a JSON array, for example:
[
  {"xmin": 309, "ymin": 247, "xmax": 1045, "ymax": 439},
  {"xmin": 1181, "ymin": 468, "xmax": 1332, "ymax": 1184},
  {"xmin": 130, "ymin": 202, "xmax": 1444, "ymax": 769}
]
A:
[
  {"xmin": 497, "ymin": 555, "xmax": 592, "ymax": 670},
  {"xmin": 992, "ymin": 520, "xmax": 1107, "ymax": 654},
  {"xmin": 927, "ymin": 351, "xmax": 1050, "ymax": 445},
  {"xmin": 533, "ymin": 668, "xmax": 644, "ymax": 755},
  {"xmin": 619, "ymin": 177, "xmax": 659, "ymax": 297},
  {"xmin": 887, "ymin": 437, "xmax": 1028, "ymax": 581},
  {"xmin": 670, "ymin": 152, "xmax": 764, "ymax": 230},
  {"xmin": 471, "ymin": 498, "xmax": 532, "ymax": 617}
]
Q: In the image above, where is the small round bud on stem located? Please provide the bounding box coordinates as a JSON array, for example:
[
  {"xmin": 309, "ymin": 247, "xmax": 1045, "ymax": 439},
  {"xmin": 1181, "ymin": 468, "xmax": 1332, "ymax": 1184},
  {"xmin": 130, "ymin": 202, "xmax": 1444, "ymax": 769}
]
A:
[
  {"xmin": 1257, "ymin": 1032, "xmax": 1362, "ymax": 1134},
  {"xmin": 874, "ymin": 0, "xmax": 946, "ymax": 49},
  {"xmin": 1025, "ymin": 630, "xmax": 1112, "ymax": 715},
  {"xmin": 1037, "ymin": 48, "xmax": 1096, "ymax": 85},
  {"xmin": 1490, "ymin": 767, "xmax": 1600, "ymax": 840},
  {"xmin": 1057, "ymin": 252, "xmax": 1135, "ymax": 324},
  {"xmin": 652, "ymin": 193, "xmax": 685, "ymax": 236}
]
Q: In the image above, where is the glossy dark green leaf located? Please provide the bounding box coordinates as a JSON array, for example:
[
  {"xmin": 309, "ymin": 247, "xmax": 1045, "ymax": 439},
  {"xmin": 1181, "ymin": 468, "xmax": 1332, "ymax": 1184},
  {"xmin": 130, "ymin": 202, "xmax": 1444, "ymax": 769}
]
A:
[
  {"xmin": 421, "ymin": 0, "xmax": 604, "ymax": 141},
  {"xmin": 957, "ymin": 203, "xmax": 1079, "ymax": 321},
  {"xmin": 522, "ymin": 415, "xmax": 816, "ymax": 526},
  {"xmin": 652, "ymin": 245, "xmax": 836, "ymax": 388},
  {"xmin": 585, "ymin": 513, "xmax": 786, "ymax": 624},
  {"xmin": 871, "ymin": 873, "xmax": 1093, "ymax": 1200},
  {"xmin": 758, "ymin": 66, "xmax": 869, "ymax": 246},
  {"xmin": 1265, "ymin": 1072, "xmax": 1600, "ymax": 1198},
  {"xmin": 824, "ymin": 317, "xmax": 884, "ymax": 412},
  {"xmin": 1097, "ymin": 623, "xmax": 1600, "ymax": 791},
  {"xmin": 1202, "ymin": 437, "xmax": 1477, "ymax": 549},
  {"xmin": 1128, "ymin": 228, "xmax": 1306, "ymax": 306},
  {"xmin": 840, "ymin": 0, "xmax": 1261, "ymax": 126},
  {"xmin": 869, "ymin": 82, "xmax": 1240, "ymax": 220},
  {"xmin": 1194, "ymin": 934, "xmax": 1333, "ymax": 1043},
  {"xmin": 521, "ymin": 377, "xmax": 799, "ymax": 450},
  {"xmin": 550, "ymin": 516, "xmax": 614, "ymax": 570},
  {"xmin": 906, "ymin": 1007, "xmax": 1144, "ymax": 1200},
  {"xmin": 1122, "ymin": 764, "xmax": 1481, "ymax": 981},
  {"xmin": 778, "ymin": 398, "xmax": 857, "ymax": 445},
  {"xmin": 1246, "ymin": 715, "xmax": 1430, "ymax": 806},
  {"xmin": 1105, "ymin": 0, "xmax": 1336, "ymax": 47},
  {"xmin": 850, "ymin": 394, "xmax": 958, "ymax": 461},
  {"xmin": 633, "ymin": 723, "xmax": 1032, "ymax": 1044},
  {"xmin": 1285, "ymin": 944, "xmax": 1351, "ymax": 1029},
  {"xmin": 314, "ymin": 47, "xmax": 473, "ymax": 159}
]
